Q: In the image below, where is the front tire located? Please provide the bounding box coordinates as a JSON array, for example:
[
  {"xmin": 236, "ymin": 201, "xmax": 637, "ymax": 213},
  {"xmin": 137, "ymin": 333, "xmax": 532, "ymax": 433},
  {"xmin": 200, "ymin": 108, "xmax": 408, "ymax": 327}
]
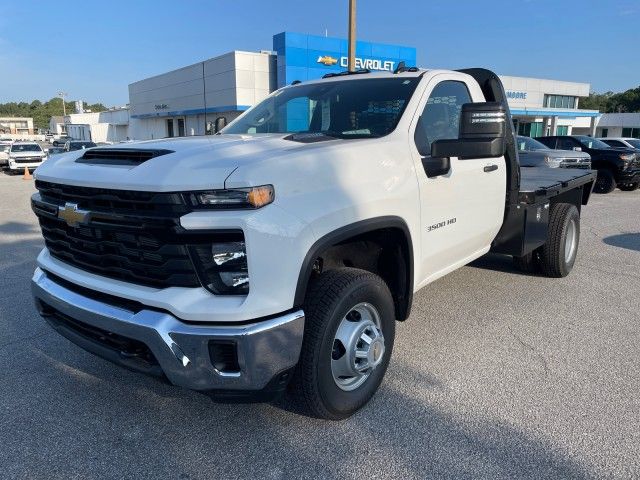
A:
[
  {"xmin": 539, "ymin": 203, "xmax": 580, "ymax": 278},
  {"xmin": 594, "ymin": 169, "xmax": 616, "ymax": 194},
  {"xmin": 290, "ymin": 268, "xmax": 395, "ymax": 420},
  {"xmin": 618, "ymin": 182, "xmax": 639, "ymax": 192}
]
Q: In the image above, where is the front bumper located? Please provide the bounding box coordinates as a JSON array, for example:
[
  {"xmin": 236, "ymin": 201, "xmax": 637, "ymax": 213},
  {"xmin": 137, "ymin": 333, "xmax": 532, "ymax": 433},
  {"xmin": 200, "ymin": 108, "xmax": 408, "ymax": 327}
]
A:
[
  {"xmin": 9, "ymin": 161, "xmax": 44, "ymax": 170},
  {"xmin": 618, "ymin": 169, "xmax": 640, "ymax": 184},
  {"xmin": 31, "ymin": 268, "xmax": 305, "ymax": 397}
]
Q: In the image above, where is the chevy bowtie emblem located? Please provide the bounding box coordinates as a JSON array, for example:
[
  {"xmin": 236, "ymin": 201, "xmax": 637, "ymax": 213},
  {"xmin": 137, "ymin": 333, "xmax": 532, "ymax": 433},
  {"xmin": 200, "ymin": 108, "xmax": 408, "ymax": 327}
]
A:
[
  {"xmin": 317, "ymin": 55, "xmax": 338, "ymax": 66},
  {"xmin": 58, "ymin": 202, "xmax": 91, "ymax": 227}
]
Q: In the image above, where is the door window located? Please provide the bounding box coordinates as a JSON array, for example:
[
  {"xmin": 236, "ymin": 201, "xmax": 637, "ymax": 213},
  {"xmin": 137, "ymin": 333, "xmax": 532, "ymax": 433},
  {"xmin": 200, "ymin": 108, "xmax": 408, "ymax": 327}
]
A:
[
  {"xmin": 557, "ymin": 138, "xmax": 576, "ymax": 150},
  {"xmin": 166, "ymin": 119, "xmax": 174, "ymax": 138},
  {"xmin": 177, "ymin": 118, "xmax": 185, "ymax": 137},
  {"xmin": 414, "ymin": 81, "xmax": 472, "ymax": 155}
]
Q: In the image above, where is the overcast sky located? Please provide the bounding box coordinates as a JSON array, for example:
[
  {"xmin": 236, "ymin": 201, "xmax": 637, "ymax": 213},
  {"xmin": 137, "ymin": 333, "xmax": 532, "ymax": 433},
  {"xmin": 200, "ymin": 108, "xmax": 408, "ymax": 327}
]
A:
[{"xmin": 1, "ymin": 0, "xmax": 638, "ymax": 106}]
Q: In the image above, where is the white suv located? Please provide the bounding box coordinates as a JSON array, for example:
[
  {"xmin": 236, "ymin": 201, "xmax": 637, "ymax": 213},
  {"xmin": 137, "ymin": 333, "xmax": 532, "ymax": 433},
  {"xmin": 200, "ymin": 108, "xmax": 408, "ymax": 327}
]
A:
[{"xmin": 7, "ymin": 142, "xmax": 47, "ymax": 172}]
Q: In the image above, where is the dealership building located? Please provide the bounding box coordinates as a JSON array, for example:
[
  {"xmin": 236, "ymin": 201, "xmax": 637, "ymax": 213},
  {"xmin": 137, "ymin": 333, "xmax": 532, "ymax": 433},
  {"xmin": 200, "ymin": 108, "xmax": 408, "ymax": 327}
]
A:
[{"xmin": 122, "ymin": 32, "xmax": 599, "ymax": 140}]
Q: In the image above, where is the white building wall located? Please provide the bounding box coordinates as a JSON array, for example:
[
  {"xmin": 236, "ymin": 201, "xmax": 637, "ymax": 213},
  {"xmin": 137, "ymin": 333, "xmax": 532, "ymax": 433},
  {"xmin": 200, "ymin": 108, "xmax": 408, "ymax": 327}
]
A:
[
  {"xmin": 64, "ymin": 109, "xmax": 131, "ymax": 142},
  {"xmin": 499, "ymin": 76, "xmax": 590, "ymax": 109},
  {"xmin": 128, "ymin": 51, "xmax": 276, "ymax": 140}
]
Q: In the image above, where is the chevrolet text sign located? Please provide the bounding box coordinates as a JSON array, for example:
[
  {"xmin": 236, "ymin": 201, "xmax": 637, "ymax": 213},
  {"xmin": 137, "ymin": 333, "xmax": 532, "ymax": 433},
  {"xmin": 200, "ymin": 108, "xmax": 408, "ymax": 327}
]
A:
[{"xmin": 338, "ymin": 56, "xmax": 395, "ymax": 71}]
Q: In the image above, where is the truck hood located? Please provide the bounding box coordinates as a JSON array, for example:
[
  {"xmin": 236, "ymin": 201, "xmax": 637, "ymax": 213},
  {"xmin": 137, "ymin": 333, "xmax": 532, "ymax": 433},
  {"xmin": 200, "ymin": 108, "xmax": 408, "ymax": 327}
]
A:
[
  {"xmin": 34, "ymin": 134, "xmax": 340, "ymax": 191},
  {"xmin": 535, "ymin": 148, "xmax": 591, "ymax": 160}
]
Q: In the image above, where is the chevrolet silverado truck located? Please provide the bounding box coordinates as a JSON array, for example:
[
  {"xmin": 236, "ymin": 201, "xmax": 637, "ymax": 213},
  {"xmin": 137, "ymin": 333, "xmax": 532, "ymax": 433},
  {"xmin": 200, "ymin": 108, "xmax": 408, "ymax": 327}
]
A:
[
  {"xmin": 535, "ymin": 135, "xmax": 640, "ymax": 193},
  {"xmin": 31, "ymin": 68, "xmax": 595, "ymax": 420}
]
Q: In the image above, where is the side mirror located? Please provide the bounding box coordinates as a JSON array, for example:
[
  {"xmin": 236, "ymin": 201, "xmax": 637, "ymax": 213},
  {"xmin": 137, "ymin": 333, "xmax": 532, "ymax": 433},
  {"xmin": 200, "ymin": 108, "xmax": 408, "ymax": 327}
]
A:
[
  {"xmin": 431, "ymin": 102, "xmax": 507, "ymax": 160},
  {"xmin": 214, "ymin": 116, "xmax": 227, "ymax": 133}
]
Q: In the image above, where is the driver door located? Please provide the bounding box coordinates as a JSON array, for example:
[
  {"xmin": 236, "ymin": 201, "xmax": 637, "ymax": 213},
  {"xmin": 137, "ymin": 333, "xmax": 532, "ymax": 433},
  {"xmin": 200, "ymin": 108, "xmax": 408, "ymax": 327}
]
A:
[{"xmin": 410, "ymin": 74, "xmax": 506, "ymax": 286}]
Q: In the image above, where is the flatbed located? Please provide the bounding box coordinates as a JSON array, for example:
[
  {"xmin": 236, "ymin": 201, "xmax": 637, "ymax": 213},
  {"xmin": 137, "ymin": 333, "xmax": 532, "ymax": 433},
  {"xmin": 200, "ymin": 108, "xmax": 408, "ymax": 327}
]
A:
[{"xmin": 518, "ymin": 167, "xmax": 596, "ymax": 204}]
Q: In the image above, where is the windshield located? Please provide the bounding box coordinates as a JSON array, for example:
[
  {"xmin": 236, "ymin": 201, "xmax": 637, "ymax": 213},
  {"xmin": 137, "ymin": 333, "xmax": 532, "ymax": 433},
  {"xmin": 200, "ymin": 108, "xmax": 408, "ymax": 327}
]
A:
[
  {"xmin": 517, "ymin": 136, "xmax": 548, "ymax": 151},
  {"xmin": 576, "ymin": 136, "xmax": 610, "ymax": 149},
  {"xmin": 11, "ymin": 144, "xmax": 42, "ymax": 152},
  {"xmin": 224, "ymin": 77, "xmax": 420, "ymax": 138},
  {"xmin": 625, "ymin": 139, "xmax": 640, "ymax": 149}
]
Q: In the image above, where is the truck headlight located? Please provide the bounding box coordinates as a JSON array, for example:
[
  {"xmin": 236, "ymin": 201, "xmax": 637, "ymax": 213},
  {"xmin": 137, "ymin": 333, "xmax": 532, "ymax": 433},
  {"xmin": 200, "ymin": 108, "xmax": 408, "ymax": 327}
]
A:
[
  {"xmin": 191, "ymin": 185, "xmax": 274, "ymax": 209},
  {"xmin": 619, "ymin": 153, "xmax": 635, "ymax": 162},
  {"xmin": 544, "ymin": 156, "xmax": 561, "ymax": 167},
  {"xmin": 190, "ymin": 235, "xmax": 249, "ymax": 295}
]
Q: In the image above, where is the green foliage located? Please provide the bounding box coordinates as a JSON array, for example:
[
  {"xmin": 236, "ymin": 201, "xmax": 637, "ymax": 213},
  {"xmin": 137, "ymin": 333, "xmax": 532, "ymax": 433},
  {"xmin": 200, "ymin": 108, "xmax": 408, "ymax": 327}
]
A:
[
  {"xmin": 580, "ymin": 86, "xmax": 640, "ymax": 113},
  {"xmin": 0, "ymin": 98, "xmax": 107, "ymax": 131}
]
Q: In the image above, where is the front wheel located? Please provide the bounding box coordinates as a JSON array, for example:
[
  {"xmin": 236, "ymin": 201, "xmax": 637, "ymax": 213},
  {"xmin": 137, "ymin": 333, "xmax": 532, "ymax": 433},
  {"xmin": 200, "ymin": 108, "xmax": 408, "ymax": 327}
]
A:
[
  {"xmin": 594, "ymin": 169, "xmax": 616, "ymax": 194},
  {"xmin": 618, "ymin": 182, "xmax": 639, "ymax": 192},
  {"xmin": 290, "ymin": 268, "xmax": 395, "ymax": 420}
]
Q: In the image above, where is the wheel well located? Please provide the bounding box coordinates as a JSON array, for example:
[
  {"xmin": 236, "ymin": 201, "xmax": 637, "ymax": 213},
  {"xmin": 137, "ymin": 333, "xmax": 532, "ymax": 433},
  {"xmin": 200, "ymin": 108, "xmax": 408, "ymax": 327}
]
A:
[{"xmin": 295, "ymin": 220, "xmax": 413, "ymax": 321}]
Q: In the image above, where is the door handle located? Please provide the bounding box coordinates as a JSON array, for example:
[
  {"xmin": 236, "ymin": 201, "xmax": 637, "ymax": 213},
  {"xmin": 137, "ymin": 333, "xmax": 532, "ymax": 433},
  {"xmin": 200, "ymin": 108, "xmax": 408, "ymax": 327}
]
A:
[{"xmin": 483, "ymin": 164, "xmax": 498, "ymax": 173}]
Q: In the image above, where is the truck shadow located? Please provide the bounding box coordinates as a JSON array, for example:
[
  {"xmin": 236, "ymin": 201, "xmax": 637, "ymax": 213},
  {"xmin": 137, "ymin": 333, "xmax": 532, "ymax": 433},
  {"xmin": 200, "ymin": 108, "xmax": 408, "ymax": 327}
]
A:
[
  {"xmin": 13, "ymin": 341, "xmax": 592, "ymax": 480},
  {"xmin": 0, "ymin": 220, "xmax": 40, "ymax": 236},
  {"xmin": 602, "ymin": 233, "xmax": 640, "ymax": 252},
  {"xmin": 468, "ymin": 253, "xmax": 541, "ymax": 277}
]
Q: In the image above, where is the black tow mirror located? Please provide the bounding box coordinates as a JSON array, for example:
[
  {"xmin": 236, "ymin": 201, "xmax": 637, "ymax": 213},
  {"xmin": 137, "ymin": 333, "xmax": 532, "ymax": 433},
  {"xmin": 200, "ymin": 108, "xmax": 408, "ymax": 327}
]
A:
[
  {"xmin": 431, "ymin": 102, "xmax": 507, "ymax": 160},
  {"xmin": 422, "ymin": 157, "xmax": 451, "ymax": 178}
]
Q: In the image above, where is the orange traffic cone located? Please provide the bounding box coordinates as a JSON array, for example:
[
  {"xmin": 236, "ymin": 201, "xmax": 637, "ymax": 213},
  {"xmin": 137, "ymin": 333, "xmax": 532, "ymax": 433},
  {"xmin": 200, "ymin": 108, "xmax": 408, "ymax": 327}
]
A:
[{"xmin": 22, "ymin": 166, "xmax": 33, "ymax": 180}]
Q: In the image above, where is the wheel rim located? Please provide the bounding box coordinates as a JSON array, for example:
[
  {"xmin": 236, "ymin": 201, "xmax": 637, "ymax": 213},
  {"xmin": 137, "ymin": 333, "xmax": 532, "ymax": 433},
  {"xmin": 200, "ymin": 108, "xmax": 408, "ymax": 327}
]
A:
[
  {"xmin": 331, "ymin": 302, "xmax": 385, "ymax": 392},
  {"xmin": 565, "ymin": 218, "xmax": 577, "ymax": 264}
]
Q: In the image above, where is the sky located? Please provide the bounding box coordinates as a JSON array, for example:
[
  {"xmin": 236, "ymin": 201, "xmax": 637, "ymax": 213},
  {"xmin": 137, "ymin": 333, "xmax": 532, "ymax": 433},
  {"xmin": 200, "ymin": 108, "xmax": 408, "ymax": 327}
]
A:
[{"xmin": 1, "ymin": 0, "xmax": 638, "ymax": 106}]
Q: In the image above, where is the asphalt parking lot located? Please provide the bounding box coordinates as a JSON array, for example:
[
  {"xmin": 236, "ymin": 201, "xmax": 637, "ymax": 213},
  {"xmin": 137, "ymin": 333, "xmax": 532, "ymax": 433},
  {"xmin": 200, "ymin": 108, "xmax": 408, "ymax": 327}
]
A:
[{"xmin": 0, "ymin": 172, "xmax": 638, "ymax": 479}]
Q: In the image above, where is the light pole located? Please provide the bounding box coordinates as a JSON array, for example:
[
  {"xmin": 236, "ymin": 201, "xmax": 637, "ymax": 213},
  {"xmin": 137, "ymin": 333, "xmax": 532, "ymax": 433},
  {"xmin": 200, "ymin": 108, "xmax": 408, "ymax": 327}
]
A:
[
  {"xmin": 58, "ymin": 91, "xmax": 67, "ymax": 116},
  {"xmin": 347, "ymin": 0, "xmax": 356, "ymax": 71}
]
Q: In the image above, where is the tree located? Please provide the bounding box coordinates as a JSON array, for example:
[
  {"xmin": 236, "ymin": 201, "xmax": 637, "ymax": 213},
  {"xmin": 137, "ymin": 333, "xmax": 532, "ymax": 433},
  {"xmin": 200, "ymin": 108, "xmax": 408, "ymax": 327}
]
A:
[
  {"xmin": 580, "ymin": 86, "xmax": 640, "ymax": 113},
  {"xmin": 0, "ymin": 97, "xmax": 109, "ymax": 130}
]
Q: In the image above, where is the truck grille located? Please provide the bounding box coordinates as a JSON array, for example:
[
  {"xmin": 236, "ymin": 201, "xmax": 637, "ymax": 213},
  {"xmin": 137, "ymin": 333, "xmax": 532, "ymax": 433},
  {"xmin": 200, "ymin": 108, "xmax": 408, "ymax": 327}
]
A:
[
  {"xmin": 31, "ymin": 181, "xmax": 218, "ymax": 289},
  {"xmin": 15, "ymin": 157, "xmax": 43, "ymax": 164}
]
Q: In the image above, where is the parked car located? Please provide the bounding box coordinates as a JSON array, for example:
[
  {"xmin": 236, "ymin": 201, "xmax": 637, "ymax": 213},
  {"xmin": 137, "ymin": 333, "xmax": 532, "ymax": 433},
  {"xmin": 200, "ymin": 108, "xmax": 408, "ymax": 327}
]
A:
[
  {"xmin": 52, "ymin": 136, "xmax": 73, "ymax": 147},
  {"xmin": 6, "ymin": 142, "xmax": 47, "ymax": 172},
  {"xmin": 47, "ymin": 147, "xmax": 66, "ymax": 156},
  {"xmin": 63, "ymin": 140, "xmax": 97, "ymax": 152},
  {"xmin": 535, "ymin": 135, "xmax": 640, "ymax": 193},
  {"xmin": 31, "ymin": 68, "xmax": 597, "ymax": 419},
  {"xmin": 517, "ymin": 136, "xmax": 591, "ymax": 169},
  {"xmin": 0, "ymin": 141, "xmax": 12, "ymax": 167},
  {"xmin": 599, "ymin": 137, "xmax": 640, "ymax": 151}
]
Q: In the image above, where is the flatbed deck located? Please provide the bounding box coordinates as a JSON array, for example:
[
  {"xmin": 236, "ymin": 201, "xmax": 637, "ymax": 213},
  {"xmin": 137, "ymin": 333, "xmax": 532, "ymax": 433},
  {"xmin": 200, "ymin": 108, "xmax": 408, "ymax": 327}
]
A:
[{"xmin": 518, "ymin": 167, "xmax": 596, "ymax": 204}]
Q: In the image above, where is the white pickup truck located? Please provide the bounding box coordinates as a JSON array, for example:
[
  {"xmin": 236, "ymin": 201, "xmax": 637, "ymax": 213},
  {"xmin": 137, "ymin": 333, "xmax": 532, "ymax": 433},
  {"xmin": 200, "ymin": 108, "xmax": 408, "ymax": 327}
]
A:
[{"xmin": 31, "ymin": 68, "xmax": 595, "ymax": 419}]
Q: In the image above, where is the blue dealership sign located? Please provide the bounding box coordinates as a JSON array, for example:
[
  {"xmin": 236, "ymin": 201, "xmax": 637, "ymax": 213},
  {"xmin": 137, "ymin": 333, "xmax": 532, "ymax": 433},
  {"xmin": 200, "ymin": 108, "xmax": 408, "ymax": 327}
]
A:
[{"xmin": 273, "ymin": 32, "xmax": 417, "ymax": 88}]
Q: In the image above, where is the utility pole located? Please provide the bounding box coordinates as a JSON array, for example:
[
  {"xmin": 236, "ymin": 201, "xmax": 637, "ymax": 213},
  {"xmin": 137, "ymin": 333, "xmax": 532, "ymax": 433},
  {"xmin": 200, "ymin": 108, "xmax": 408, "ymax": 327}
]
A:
[
  {"xmin": 58, "ymin": 91, "xmax": 67, "ymax": 116},
  {"xmin": 347, "ymin": 0, "xmax": 356, "ymax": 71}
]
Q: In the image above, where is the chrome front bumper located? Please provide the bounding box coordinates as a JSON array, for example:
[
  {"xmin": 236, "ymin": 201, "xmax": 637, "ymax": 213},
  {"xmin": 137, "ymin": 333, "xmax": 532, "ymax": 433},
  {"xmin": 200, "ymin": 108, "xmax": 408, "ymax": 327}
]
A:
[{"xmin": 31, "ymin": 268, "xmax": 305, "ymax": 393}]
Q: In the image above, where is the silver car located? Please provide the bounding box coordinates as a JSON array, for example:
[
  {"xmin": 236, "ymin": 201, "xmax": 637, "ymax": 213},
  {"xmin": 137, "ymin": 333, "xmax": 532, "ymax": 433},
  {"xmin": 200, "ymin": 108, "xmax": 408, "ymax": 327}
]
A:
[{"xmin": 517, "ymin": 136, "xmax": 591, "ymax": 169}]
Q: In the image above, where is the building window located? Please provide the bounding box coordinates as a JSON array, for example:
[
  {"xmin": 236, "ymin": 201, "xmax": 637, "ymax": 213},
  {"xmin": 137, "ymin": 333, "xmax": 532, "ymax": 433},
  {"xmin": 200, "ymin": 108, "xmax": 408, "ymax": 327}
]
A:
[
  {"xmin": 167, "ymin": 119, "xmax": 174, "ymax": 138},
  {"xmin": 177, "ymin": 118, "xmax": 185, "ymax": 137},
  {"xmin": 544, "ymin": 95, "xmax": 577, "ymax": 109},
  {"xmin": 601, "ymin": 128, "xmax": 608, "ymax": 138},
  {"xmin": 518, "ymin": 122, "xmax": 544, "ymax": 137},
  {"xmin": 556, "ymin": 126, "xmax": 569, "ymax": 135},
  {"xmin": 622, "ymin": 127, "xmax": 640, "ymax": 138}
]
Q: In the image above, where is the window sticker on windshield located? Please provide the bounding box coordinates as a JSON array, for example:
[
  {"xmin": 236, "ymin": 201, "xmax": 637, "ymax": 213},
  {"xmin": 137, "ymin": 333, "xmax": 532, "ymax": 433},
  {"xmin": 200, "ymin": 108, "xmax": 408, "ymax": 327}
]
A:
[{"xmin": 403, "ymin": 80, "xmax": 411, "ymax": 85}]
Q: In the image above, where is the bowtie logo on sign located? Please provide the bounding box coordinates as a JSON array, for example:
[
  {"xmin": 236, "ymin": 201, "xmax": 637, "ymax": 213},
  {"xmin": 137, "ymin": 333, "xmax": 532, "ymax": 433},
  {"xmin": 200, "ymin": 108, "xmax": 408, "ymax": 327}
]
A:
[
  {"xmin": 316, "ymin": 55, "xmax": 396, "ymax": 72},
  {"xmin": 317, "ymin": 55, "xmax": 339, "ymax": 66}
]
